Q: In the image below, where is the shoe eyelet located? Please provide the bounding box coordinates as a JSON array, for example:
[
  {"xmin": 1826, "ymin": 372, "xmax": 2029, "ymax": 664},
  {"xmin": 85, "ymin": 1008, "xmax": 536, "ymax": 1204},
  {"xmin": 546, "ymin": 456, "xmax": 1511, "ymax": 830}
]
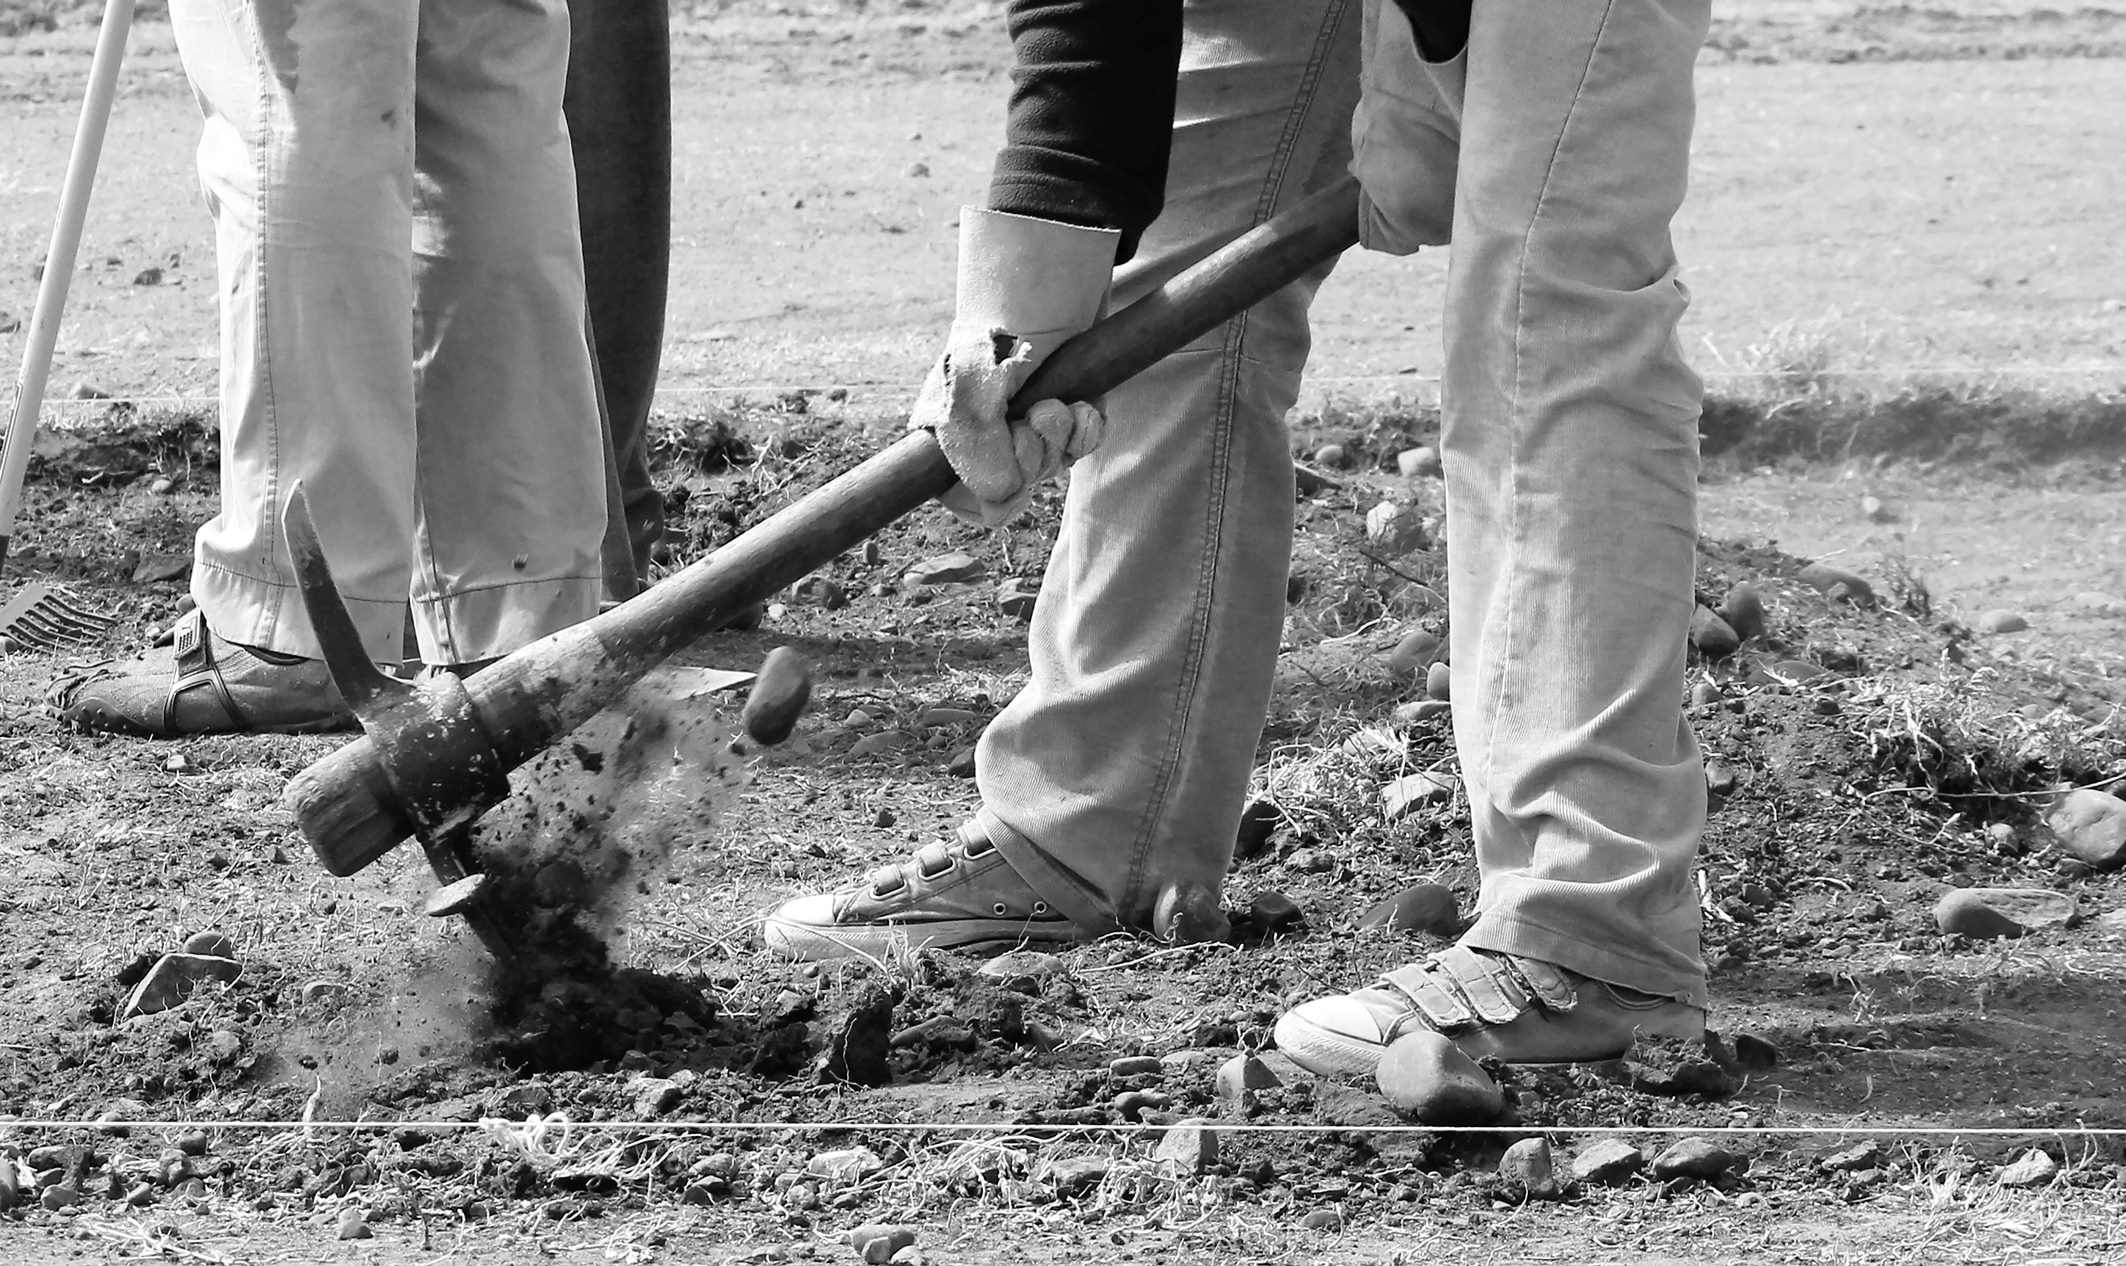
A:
[
  {"xmin": 992, "ymin": 902, "xmax": 1009, "ymax": 917},
  {"xmin": 1031, "ymin": 901, "xmax": 1049, "ymax": 916}
]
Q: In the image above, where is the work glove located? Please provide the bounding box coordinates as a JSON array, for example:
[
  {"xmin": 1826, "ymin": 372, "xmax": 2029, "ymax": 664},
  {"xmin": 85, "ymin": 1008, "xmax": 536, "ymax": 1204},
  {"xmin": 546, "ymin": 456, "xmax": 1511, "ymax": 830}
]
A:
[
  {"xmin": 1351, "ymin": 0, "xmax": 1466, "ymax": 256},
  {"xmin": 912, "ymin": 208, "xmax": 1120, "ymax": 528}
]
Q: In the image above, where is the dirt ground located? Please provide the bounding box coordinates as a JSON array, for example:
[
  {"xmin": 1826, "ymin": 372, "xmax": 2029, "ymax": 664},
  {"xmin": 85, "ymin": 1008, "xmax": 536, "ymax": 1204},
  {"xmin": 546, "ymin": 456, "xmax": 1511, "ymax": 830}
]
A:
[{"xmin": 4, "ymin": 2, "xmax": 2126, "ymax": 1264}]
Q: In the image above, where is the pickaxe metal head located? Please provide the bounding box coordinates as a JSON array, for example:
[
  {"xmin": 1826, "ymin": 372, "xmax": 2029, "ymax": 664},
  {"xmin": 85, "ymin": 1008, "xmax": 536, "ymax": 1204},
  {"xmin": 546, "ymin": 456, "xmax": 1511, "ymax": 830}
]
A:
[{"xmin": 281, "ymin": 483, "xmax": 520, "ymax": 959}]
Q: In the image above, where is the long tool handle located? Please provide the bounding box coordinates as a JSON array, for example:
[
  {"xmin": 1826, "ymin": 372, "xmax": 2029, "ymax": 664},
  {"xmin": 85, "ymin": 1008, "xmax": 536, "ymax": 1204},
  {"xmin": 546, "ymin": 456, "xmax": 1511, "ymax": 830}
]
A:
[
  {"xmin": 0, "ymin": 0, "xmax": 138, "ymax": 573},
  {"xmin": 291, "ymin": 176, "xmax": 1362, "ymax": 875}
]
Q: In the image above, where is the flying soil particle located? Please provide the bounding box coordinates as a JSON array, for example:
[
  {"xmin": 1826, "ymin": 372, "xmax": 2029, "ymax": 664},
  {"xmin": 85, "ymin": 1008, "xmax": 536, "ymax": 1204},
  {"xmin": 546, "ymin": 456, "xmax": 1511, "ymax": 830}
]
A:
[{"xmin": 457, "ymin": 670, "xmax": 746, "ymax": 1070}]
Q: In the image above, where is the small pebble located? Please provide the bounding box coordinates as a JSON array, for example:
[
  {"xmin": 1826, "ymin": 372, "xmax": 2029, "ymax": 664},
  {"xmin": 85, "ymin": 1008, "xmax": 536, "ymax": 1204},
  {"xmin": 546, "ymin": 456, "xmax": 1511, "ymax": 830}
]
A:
[
  {"xmin": 2045, "ymin": 789, "xmax": 2126, "ymax": 868},
  {"xmin": 903, "ymin": 552, "xmax": 986, "ymax": 585},
  {"xmin": 849, "ymin": 1224, "xmax": 916, "ymax": 1265},
  {"xmin": 1705, "ymin": 762, "xmax": 1738, "ymax": 796},
  {"xmin": 1365, "ymin": 502, "xmax": 1427, "ymax": 556},
  {"xmin": 41, "ymin": 1183, "xmax": 80, "ymax": 1212},
  {"xmin": 1358, "ymin": 882, "xmax": 1460, "ymax": 935},
  {"xmin": 181, "ymin": 930, "xmax": 236, "ymax": 960},
  {"xmin": 1215, "ymin": 1054, "xmax": 1282, "ymax": 1104},
  {"xmin": 1384, "ymin": 629, "xmax": 1442, "ymax": 673},
  {"xmin": 1381, "ymin": 771, "xmax": 1457, "ymax": 820},
  {"xmin": 1976, "ymin": 609, "xmax": 2028, "ymax": 634},
  {"xmin": 1311, "ymin": 443, "xmax": 1351, "ymax": 469},
  {"xmin": 1797, "ymin": 561, "xmax": 1874, "ymax": 605},
  {"xmin": 1933, "ymin": 888, "xmax": 2077, "ymax": 939},
  {"xmin": 1648, "ymin": 1137, "xmax": 1738, "ymax": 1181},
  {"xmin": 1108, "ymin": 1056, "xmax": 1164, "ymax": 1078},
  {"xmin": 1689, "ymin": 607, "xmax": 1740, "ymax": 658},
  {"xmin": 1424, "ymin": 660, "xmax": 1451, "ymax": 701},
  {"xmin": 1396, "ymin": 446, "xmax": 1441, "ymax": 478},
  {"xmin": 1245, "ymin": 890, "xmax": 1304, "ymax": 934},
  {"xmin": 1299, "ymin": 1208, "xmax": 1344, "ymax": 1231},
  {"xmin": 1391, "ymin": 699, "xmax": 1452, "ymax": 725},
  {"xmin": 337, "ymin": 1207, "xmax": 373, "ymax": 1240},
  {"xmin": 1153, "ymin": 1119, "xmax": 1218, "ymax": 1173},
  {"xmin": 995, "ymin": 577, "xmax": 1039, "ymax": 620},
  {"xmin": 1998, "ymin": 1149, "xmax": 2059, "ymax": 1189},
  {"xmin": 1720, "ymin": 582, "xmax": 1766, "ymax": 641},
  {"xmin": 1497, "ymin": 1137, "xmax": 1562, "ymax": 1200},
  {"xmin": 1572, "ymin": 1139, "xmax": 1644, "ymax": 1185}
]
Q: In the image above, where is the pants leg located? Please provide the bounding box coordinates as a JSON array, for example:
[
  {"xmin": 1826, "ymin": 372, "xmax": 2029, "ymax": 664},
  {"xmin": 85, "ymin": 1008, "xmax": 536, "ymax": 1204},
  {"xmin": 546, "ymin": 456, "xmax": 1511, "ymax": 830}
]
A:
[
  {"xmin": 977, "ymin": 0, "xmax": 1363, "ymax": 933},
  {"xmin": 565, "ymin": 0, "xmax": 672, "ymax": 581},
  {"xmin": 175, "ymin": 0, "xmax": 422, "ymax": 663},
  {"xmin": 1435, "ymin": 0, "xmax": 1712, "ymax": 1004},
  {"xmin": 406, "ymin": 0, "xmax": 608, "ymax": 664}
]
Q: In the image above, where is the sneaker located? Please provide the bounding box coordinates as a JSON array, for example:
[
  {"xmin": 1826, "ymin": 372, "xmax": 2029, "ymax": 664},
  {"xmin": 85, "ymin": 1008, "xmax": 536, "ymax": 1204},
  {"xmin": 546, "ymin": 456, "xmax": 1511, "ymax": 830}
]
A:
[
  {"xmin": 761, "ymin": 822, "xmax": 1089, "ymax": 961},
  {"xmin": 1274, "ymin": 945, "xmax": 1705, "ymax": 1077}
]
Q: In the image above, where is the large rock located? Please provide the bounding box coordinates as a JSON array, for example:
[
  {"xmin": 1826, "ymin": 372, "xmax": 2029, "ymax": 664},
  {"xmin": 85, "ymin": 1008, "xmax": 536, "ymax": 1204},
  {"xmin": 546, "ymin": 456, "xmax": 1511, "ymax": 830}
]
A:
[
  {"xmin": 124, "ymin": 952, "xmax": 242, "ymax": 1018},
  {"xmin": 1933, "ymin": 888, "xmax": 2078, "ymax": 939},
  {"xmin": 2045, "ymin": 789, "xmax": 2126, "ymax": 868},
  {"xmin": 1376, "ymin": 1031, "xmax": 1503, "ymax": 1124}
]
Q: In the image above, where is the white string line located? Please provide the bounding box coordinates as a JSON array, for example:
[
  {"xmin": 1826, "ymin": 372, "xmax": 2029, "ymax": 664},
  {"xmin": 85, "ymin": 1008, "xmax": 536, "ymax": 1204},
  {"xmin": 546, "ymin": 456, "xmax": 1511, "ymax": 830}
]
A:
[
  {"xmin": 3, "ymin": 1119, "xmax": 2123, "ymax": 1138},
  {"xmin": 17, "ymin": 366, "xmax": 2126, "ymax": 410}
]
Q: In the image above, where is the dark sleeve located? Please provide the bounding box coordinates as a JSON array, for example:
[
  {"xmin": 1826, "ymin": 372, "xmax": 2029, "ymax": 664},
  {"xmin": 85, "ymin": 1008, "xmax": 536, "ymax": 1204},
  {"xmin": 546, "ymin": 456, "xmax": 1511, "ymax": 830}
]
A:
[{"xmin": 987, "ymin": 1, "xmax": 1184, "ymax": 263}]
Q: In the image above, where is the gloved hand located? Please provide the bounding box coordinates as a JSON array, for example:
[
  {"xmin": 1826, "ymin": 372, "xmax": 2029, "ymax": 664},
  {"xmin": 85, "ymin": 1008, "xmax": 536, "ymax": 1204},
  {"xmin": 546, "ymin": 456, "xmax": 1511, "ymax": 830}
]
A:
[
  {"xmin": 1351, "ymin": 0, "xmax": 1465, "ymax": 256},
  {"xmin": 912, "ymin": 208, "xmax": 1119, "ymax": 528}
]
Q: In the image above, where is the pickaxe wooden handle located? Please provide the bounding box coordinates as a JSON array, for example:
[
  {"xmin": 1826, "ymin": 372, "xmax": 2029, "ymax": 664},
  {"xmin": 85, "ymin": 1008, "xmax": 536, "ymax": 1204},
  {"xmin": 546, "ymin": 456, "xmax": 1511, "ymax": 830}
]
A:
[{"xmin": 286, "ymin": 176, "xmax": 1362, "ymax": 882}]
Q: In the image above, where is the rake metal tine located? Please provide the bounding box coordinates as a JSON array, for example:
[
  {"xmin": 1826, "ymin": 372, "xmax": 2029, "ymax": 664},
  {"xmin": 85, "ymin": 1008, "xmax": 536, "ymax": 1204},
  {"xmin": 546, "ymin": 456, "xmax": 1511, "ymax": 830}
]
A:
[{"xmin": 17, "ymin": 602, "xmax": 106, "ymax": 641}]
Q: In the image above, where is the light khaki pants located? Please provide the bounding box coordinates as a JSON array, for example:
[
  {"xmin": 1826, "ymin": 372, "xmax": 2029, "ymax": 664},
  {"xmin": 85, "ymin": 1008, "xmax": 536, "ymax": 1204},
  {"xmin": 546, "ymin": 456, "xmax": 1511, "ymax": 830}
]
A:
[{"xmin": 171, "ymin": 0, "xmax": 607, "ymax": 665}]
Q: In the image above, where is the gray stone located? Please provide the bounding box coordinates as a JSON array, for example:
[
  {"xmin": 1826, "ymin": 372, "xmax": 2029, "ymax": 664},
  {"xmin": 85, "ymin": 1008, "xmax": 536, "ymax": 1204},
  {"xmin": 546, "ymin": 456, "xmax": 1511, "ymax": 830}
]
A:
[
  {"xmin": 1246, "ymin": 890, "xmax": 1304, "ymax": 934},
  {"xmin": 1571, "ymin": 1139, "xmax": 1644, "ymax": 1185},
  {"xmin": 1998, "ymin": 1149, "xmax": 2058, "ymax": 1188},
  {"xmin": 995, "ymin": 577, "xmax": 1039, "ymax": 620},
  {"xmin": 1108, "ymin": 1056, "xmax": 1164, "ymax": 1078},
  {"xmin": 336, "ymin": 1208, "xmax": 372, "ymax": 1240},
  {"xmin": 916, "ymin": 706, "xmax": 979, "ymax": 728},
  {"xmin": 181, "ymin": 930, "xmax": 236, "ymax": 959},
  {"xmin": 1382, "ymin": 771, "xmax": 1458, "ymax": 821},
  {"xmin": 1799, "ymin": 562, "xmax": 1875, "ymax": 604},
  {"xmin": 979, "ymin": 951, "xmax": 1065, "ymax": 983},
  {"xmin": 1375, "ymin": 1031, "xmax": 1503, "ymax": 1124},
  {"xmin": 1705, "ymin": 762, "xmax": 1739, "ymax": 795},
  {"xmin": 849, "ymin": 1225, "xmax": 917, "ymax": 1265},
  {"xmin": 124, "ymin": 952, "xmax": 242, "ymax": 1018},
  {"xmin": 629, "ymin": 1076, "xmax": 683, "ymax": 1117},
  {"xmin": 1497, "ymin": 1137, "xmax": 1563, "ymax": 1200},
  {"xmin": 2046, "ymin": 789, "xmax": 2126, "ymax": 868},
  {"xmin": 1312, "ymin": 443, "xmax": 1351, "ymax": 469},
  {"xmin": 1821, "ymin": 1140, "xmax": 1886, "ymax": 1173},
  {"xmin": 848, "ymin": 731, "xmax": 904, "ymax": 759},
  {"xmin": 1720, "ymin": 582, "xmax": 1766, "ymax": 642},
  {"xmin": 1690, "ymin": 607, "xmax": 1741, "ymax": 658},
  {"xmin": 1154, "ymin": 880, "xmax": 1230, "ymax": 944},
  {"xmin": 2071, "ymin": 591, "xmax": 2126, "ymax": 616},
  {"xmin": 1396, "ymin": 446, "xmax": 1442, "ymax": 478},
  {"xmin": 1216, "ymin": 1054, "xmax": 1283, "ymax": 1104},
  {"xmin": 1648, "ymin": 1137, "xmax": 1738, "ymax": 1181},
  {"xmin": 1365, "ymin": 502, "xmax": 1428, "ymax": 556},
  {"xmin": 1424, "ymin": 660, "xmax": 1451, "ymax": 701},
  {"xmin": 1299, "ymin": 1208, "xmax": 1345, "ymax": 1231},
  {"xmin": 1861, "ymin": 494, "xmax": 1898, "ymax": 523},
  {"xmin": 1933, "ymin": 887, "xmax": 2077, "ymax": 939},
  {"xmin": 1392, "ymin": 699, "xmax": 1452, "ymax": 725},
  {"xmin": 903, "ymin": 553, "xmax": 986, "ymax": 585},
  {"xmin": 1976, "ymin": 609, "xmax": 2029, "ymax": 634},
  {"xmin": 1385, "ymin": 629, "xmax": 1443, "ymax": 674},
  {"xmin": 1358, "ymin": 882, "xmax": 1460, "ymax": 935},
  {"xmin": 806, "ymin": 1147, "xmax": 884, "ymax": 1184},
  {"xmin": 1038, "ymin": 1155, "xmax": 1109, "ymax": 1196},
  {"xmin": 300, "ymin": 980, "xmax": 349, "ymax": 1004},
  {"xmin": 1154, "ymin": 1119, "xmax": 1218, "ymax": 1173}
]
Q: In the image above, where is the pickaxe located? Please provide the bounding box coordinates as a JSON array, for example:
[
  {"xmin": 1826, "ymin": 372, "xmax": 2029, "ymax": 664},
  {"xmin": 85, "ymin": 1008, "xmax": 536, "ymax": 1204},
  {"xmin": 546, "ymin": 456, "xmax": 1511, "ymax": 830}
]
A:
[{"xmin": 282, "ymin": 178, "xmax": 1364, "ymax": 955}]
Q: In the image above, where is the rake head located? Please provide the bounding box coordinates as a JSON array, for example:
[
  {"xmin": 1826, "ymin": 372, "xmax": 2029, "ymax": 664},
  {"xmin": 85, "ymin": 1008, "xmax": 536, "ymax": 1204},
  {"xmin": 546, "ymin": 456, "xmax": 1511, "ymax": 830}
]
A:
[{"xmin": 0, "ymin": 582, "xmax": 119, "ymax": 652}]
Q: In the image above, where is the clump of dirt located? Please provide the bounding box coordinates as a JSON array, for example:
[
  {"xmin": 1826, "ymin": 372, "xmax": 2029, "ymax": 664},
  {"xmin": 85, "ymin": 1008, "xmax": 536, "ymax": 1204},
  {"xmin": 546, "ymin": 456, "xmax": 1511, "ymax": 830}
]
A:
[{"xmin": 466, "ymin": 670, "xmax": 748, "ymax": 1072}]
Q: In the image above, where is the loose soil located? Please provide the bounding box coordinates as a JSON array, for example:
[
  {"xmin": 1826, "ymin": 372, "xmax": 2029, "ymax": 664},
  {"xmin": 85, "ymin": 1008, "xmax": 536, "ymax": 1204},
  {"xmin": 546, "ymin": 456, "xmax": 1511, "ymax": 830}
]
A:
[{"xmin": 3, "ymin": 2, "xmax": 2126, "ymax": 1263}]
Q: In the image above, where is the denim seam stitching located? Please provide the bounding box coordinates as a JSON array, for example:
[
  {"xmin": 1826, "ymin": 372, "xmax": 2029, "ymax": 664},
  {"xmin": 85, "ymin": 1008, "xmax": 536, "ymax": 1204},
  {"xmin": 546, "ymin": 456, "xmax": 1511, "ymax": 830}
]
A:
[
  {"xmin": 1484, "ymin": 0, "xmax": 1618, "ymax": 819},
  {"xmin": 1118, "ymin": 0, "xmax": 1356, "ymax": 921}
]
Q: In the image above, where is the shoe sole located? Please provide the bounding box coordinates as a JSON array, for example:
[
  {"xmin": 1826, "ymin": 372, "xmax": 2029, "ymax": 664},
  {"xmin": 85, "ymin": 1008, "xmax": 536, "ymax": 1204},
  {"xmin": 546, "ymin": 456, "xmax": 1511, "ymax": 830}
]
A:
[{"xmin": 761, "ymin": 913, "xmax": 1084, "ymax": 962}]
